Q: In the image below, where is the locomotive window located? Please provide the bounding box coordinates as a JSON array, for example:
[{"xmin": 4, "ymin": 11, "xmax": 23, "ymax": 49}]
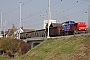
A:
[{"xmin": 62, "ymin": 23, "xmax": 67, "ymax": 25}]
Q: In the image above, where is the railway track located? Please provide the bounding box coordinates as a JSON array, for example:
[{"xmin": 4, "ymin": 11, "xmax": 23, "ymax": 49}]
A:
[{"xmin": 50, "ymin": 33, "xmax": 90, "ymax": 39}]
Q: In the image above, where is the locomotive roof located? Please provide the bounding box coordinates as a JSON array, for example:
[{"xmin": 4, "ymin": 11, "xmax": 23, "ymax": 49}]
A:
[{"xmin": 62, "ymin": 21, "xmax": 75, "ymax": 24}]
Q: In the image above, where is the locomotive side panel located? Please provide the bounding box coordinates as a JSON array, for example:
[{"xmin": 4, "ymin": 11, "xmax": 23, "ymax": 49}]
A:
[{"xmin": 62, "ymin": 21, "xmax": 75, "ymax": 35}]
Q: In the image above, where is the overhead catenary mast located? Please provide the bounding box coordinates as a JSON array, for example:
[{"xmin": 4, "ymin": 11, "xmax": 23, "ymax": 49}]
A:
[
  {"xmin": 47, "ymin": 0, "xmax": 51, "ymax": 38},
  {"xmin": 0, "ymin": 13, "xmax": 2, "ymax": 32},
  {"xmin": 0, "ymin": 13, "xmax": 2, "ymax": 36},
  {"xmin": 88, "ymin": 1, "xmax": 90, "ymax": 30},
  {"xmin": 83, "ymin": 0, "xmax": 90, "ymax": 31},
  {"xmin": 20, "ymin": 2, "xmax": 22, "ymax": 28},
  {"xmin": 19, "ymin": 2, "xmax": 22, "ymax": 39},
  {"xmin": 4, "ymin": 20, "xmax": 6, "ymax": 37}
]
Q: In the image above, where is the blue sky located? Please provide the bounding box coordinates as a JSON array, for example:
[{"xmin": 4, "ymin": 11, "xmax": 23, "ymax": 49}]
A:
[{"xmin": 0, "ymin": 0, "xmax": 89, "ymax": 30}]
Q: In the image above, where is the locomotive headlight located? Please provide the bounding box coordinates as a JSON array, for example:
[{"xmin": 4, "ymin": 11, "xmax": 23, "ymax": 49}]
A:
[
  {"xmin": 79, "ymin": 29, "xmax": 81, "ymax": 30},
  {"xmin": 85, "ymin": 29, "xmax": 86, "ymax": 30}
]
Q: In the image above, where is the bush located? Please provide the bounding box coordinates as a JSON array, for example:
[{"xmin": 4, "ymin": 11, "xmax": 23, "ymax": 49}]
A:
[{"xmin": 0, "ymin": 38, "xmax": 29, "ymax": 56}]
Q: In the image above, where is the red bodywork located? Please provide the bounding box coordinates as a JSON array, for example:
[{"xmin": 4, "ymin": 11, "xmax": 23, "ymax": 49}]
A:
[{"xmin": 74, "ymin": 22, "xmax": 87, "ymax": 31}]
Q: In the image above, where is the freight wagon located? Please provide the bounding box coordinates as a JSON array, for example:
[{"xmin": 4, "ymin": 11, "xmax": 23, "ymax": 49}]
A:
[{"xmin": 48, "ymin": 23, "xmax": 62, "ymax": 36}]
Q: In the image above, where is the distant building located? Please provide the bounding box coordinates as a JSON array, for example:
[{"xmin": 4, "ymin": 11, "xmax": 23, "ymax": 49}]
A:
[
  {"xmin": 7, "ymin": 28, "xmax": 35, "ymax": 37},
  {"xmin": 43, "ymin": 20, "xmax": 56, "ymax": 29},
  {"xmin": 14, "ymin": 28, "xmax": 24, "ymax": 34}
]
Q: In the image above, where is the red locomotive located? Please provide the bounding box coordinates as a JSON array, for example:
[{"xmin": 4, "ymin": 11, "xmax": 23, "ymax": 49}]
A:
[{"xmin": 74, "ymin": 22, "xmax": 87, "ymax": 34}]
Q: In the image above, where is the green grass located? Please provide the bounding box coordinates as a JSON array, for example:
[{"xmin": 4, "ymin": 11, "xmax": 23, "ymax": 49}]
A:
[{"xmin": 1, "ymin": 34, "xmax": 90, "ymax": 60}]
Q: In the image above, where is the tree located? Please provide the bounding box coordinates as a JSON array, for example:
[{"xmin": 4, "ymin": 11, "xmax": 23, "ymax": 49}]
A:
[
  {"xmin": 0, "ymin": 38, "xmax": 15, "ymax": 51},
  {"xmin": 10, "ymin": 24, "xmax": 16, "ymax": 37}
]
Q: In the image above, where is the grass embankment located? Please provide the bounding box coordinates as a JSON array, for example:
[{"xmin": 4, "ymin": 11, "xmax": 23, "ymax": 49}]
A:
[
  {"xmin": 19, "ymin": 35, "xmax": 90, "ymax": 60},
  {"xmin": 1, "ymin": 34, "xmax": 90, "ymax": 60}
]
